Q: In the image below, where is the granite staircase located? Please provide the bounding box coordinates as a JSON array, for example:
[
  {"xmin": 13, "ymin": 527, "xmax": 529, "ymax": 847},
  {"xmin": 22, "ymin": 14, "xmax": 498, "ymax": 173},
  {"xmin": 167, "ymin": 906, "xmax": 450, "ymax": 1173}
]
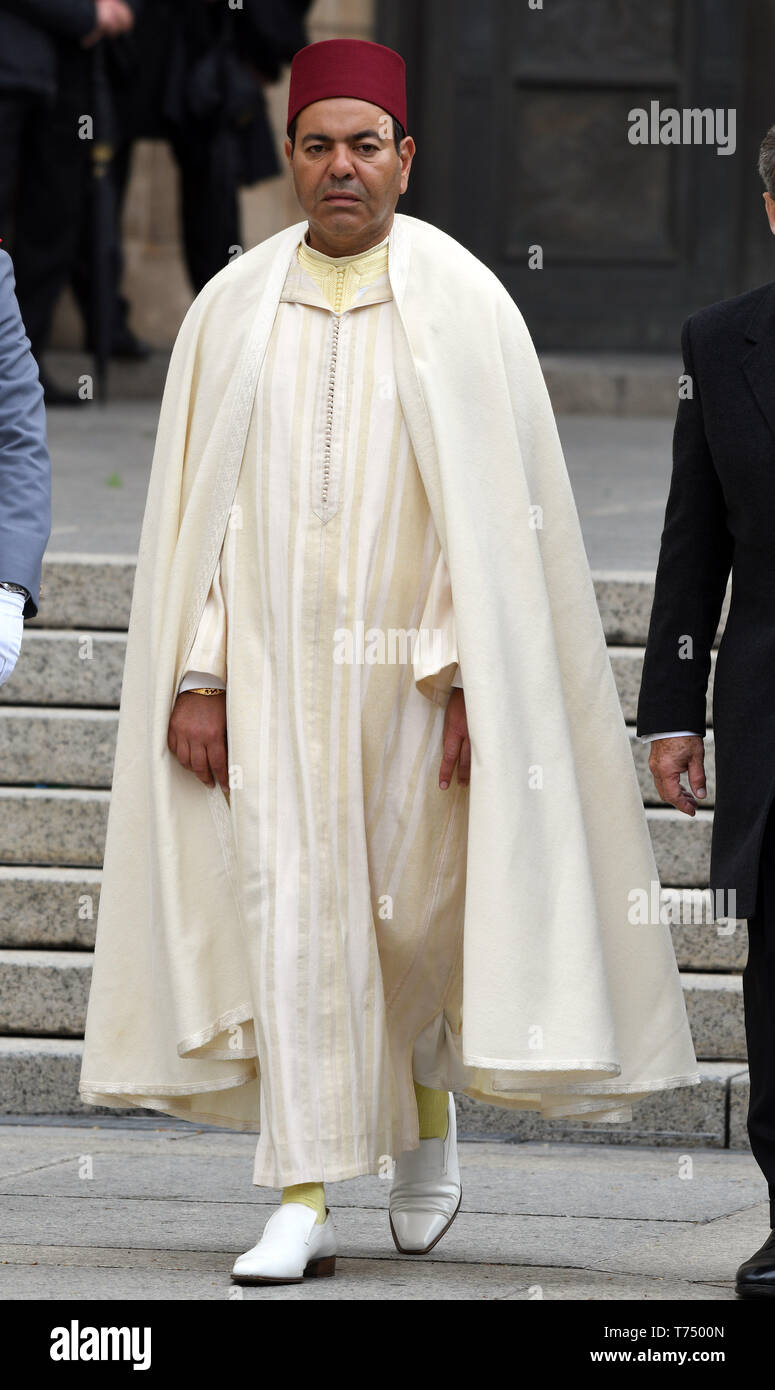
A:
[{"xmin": 0, "ymin": 558, "xmax": 748, "ymax": 1150}]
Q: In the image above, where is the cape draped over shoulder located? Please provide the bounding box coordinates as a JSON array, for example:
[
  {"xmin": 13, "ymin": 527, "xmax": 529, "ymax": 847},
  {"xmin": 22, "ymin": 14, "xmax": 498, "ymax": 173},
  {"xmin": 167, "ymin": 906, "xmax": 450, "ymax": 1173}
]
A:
[{"xmin": 78, "ymin": 213, "xmax": 699, "ymax": 1131}]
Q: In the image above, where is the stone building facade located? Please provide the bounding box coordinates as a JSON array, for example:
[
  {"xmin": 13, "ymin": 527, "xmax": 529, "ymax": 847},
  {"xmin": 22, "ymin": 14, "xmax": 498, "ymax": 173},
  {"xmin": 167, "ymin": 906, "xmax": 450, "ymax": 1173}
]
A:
[{"xmin": 53, "ymin": 0, "xmax": 767, "ymax": 354}]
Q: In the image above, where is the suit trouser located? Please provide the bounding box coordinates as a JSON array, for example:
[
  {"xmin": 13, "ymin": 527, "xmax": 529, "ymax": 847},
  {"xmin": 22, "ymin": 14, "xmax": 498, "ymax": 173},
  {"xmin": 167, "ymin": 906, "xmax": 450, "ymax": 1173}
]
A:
[
  {"xmin": 742, "ymin": 796, "xmax": 775, "ymax": 1227},
  {"xmin": 0, "ymin": 57, "xmax": 92, "ymax": 365},
  {"xmin": 0, "ymin": 88, "xmax": 86, "ymax": 362}
]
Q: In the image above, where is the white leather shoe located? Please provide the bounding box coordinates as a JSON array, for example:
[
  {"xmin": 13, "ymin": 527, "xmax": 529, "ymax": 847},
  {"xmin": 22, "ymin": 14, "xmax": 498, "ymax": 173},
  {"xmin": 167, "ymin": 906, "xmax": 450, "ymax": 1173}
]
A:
[
  {"xmin": 389, "ymin": 1092, "xmax": 461, "ymax": 1254},
  {"xmin": 231, "ymin": 1202, "xmax": 337, "ymax": 1285}
]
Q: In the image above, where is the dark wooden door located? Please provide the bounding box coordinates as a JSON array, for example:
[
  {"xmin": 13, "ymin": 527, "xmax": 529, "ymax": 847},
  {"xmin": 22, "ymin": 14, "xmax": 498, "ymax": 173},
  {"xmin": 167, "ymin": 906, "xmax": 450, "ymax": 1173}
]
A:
[{"xmin": 378, "ymin": 0, "xmax": 757, "ymax": 349}]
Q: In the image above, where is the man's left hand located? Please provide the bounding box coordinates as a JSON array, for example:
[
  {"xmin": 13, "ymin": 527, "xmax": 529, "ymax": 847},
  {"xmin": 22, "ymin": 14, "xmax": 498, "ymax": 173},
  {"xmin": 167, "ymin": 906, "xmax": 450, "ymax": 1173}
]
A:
[{"xmin": 439, "ymin": 688, "xmax": 470, "ymax": 789}]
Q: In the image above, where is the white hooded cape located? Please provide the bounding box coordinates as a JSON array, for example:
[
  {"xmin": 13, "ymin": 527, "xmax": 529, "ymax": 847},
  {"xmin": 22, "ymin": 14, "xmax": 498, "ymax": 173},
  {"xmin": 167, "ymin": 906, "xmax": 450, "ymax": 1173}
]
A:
[{"xmin": 79, "ymin": 213, "xmax": 699, "ymax": 1131}]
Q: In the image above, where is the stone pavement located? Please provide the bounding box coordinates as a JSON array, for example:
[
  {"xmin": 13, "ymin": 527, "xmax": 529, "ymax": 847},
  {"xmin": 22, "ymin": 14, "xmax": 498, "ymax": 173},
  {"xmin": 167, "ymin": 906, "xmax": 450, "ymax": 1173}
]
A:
[{"xmin": 0, "ymin": 1115, "xmax": 766, "ymax": 1300}]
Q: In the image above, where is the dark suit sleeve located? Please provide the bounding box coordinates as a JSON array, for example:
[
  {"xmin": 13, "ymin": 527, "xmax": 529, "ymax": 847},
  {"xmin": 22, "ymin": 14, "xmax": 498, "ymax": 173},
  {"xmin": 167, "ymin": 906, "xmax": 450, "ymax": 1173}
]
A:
[
  {"xmin": 636, "ymin": 315, "xmax": 733, "ymax": 738},
  {"xmin": 0, "ymin": 252, "xmax": 51, "ymax": 620},
  {"xmin": 0, "ymin": 0, "xmax": 97, "ymax": 41}
]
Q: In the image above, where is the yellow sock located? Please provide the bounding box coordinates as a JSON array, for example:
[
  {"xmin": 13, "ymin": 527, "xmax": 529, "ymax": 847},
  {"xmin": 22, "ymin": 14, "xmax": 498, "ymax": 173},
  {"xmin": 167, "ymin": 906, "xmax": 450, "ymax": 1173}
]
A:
[
  {"xmin": 414, "ymin": 1080, "xmax": 450, "ymax": 1139},
  {"xmin": 281, "ymin": 1181, "xmax": 327, "ymax": 1223}
]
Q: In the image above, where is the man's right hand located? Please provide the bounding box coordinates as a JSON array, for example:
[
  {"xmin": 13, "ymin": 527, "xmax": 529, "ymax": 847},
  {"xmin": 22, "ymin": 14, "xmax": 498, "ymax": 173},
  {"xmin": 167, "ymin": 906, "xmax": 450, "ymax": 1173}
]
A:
[
  {"xmin": 648, "ymin": 734, "xmax": 707, "ymax": 817},
  {"xmin": 167, "ymin": 691, "xmax": 229, "ymax": 791}
]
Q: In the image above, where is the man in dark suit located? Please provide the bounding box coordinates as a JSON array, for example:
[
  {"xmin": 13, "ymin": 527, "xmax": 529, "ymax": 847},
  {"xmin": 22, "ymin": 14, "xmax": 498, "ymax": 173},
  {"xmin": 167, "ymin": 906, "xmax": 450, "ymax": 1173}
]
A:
[
  {"xmin": 0, "ymin": 0, "xmax": 136, "ymax": 403},
  {"xmin": 637, "ymin": 122, "xmax": 775, "ymax": 1300},
  {"xmin": 68, "ymin": 0, "xmax": 313, "ymax": 356}
]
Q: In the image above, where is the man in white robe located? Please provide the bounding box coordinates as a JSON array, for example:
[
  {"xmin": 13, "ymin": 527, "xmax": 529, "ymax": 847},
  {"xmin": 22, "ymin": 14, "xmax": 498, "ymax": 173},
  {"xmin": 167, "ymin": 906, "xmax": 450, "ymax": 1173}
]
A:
[{"xmin": 78, "ymin": 38, "xmax": 700, "ymax": 1287}]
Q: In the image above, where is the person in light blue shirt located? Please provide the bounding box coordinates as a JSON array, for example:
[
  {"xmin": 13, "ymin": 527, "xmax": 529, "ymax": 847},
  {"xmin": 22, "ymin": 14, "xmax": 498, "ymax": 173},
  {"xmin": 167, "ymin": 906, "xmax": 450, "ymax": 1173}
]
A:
[{"xmin": 0, "ymin": 247, "xmax": 52, "ymax": 684}]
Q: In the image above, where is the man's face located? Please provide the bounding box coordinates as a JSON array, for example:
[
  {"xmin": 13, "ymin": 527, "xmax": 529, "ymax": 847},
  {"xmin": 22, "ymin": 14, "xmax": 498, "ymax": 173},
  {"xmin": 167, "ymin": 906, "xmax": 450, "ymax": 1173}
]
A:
[{"xmin": 285, "ymin": 97, "xmax": 415, "ymax": 256}]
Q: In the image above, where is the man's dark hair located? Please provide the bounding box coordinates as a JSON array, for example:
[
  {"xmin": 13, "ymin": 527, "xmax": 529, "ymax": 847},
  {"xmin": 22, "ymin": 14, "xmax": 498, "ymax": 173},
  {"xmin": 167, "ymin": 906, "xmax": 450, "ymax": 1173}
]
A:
[
  {"xmin": 759, "ymin": 124, "xmax": 775, "ymax": 198},
  {"xmin": 288, "ymin": 114, "xmax": 406, "ymax": 154}
]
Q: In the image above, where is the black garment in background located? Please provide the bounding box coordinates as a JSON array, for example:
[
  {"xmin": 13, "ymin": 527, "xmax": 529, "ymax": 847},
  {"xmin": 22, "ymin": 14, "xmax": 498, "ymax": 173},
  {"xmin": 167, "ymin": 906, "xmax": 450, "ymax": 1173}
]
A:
[
  {"xmin": 0, "ymin": 93, "xmax": 41, "ymax": 243},
  {"xmin": 0, "ymin": 0, "xmax": 144, "ymax": 367},
  {"xmin": 5, "ymin": 43, "xmax": 93, "ymax": 363},
  {"xmin": 71, "ymin": 0, "xmax": 313, "ymax": 331},
  {"xmin": 0, "ymin": 0, "xmax": 96, "ymax": 101},
  {"xmin": 636, "ymin": 282, "xmax": 775, "ymax": 920},
  {"xmin": 0, "ymin": 0, "xmax": 96, "ymax": 265},
  {"xmin": 234, "ymin": 0, "xmax": 314, "ymax": 83},
  {"xmin": 98, "ymin": 0, "xmax": 290, "ymax": 292},
  {"xmin": 128, "ymin": 0, "xmax": 314, "ymax": 186},
  {"xmin": 743, "ymin": 797, "xmax": 775, "ymax": 1228},
  {"xmin": 74, "ymin": 118, "xmax": 241, "ymax": 310},
  {"xmin": 72, "ymin": 0, "xmax": 243, "ymax": 315}
]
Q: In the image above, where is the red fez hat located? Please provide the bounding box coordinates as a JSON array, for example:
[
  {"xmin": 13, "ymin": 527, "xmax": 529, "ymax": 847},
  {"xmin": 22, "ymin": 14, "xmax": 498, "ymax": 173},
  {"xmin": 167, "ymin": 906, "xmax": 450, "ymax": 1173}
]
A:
[{"xmin": 287, "ymin": 39, "xmax": 407, "ymax": 133}]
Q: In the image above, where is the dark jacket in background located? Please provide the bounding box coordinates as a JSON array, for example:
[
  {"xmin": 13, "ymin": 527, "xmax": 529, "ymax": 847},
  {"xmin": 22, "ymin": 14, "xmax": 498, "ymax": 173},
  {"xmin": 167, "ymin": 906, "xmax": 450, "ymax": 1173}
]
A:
[
  {"xmin": 0, "ymin": 0, "xmax": 97, "ymax": 100},
  {"xmin": 114, "ymin": 0, "xmax": 312, "ymax": 186},
  {"xmin": 235, "ymin": 0, "xmax": 314, "ymax": 82}
]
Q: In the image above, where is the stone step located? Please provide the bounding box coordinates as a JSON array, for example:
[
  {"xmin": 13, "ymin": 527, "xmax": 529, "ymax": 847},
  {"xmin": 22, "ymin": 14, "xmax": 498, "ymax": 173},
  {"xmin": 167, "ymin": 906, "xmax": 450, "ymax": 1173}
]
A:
[
  {"xmin": 22, "ymin": 557, "xmax": 730, "ymax": 647},
  {"xmin": 28, "ymin": 555, "xmax": 136, "ymax": 631},
  {"xmin": 45, "ymin": 348, "xmax": 170, "ymax": 404},
  {"xmin": 0, "ymin": 950, "xmax": 91, "ymax": 1036},
  {"xmin": 0, "ymin": 789, "xmax": 109, "ymax": 866},
  {"xmin": 43, "ymin": 349, "xmax": 691, "ymax": 421},
  {"xmin": 3, "ymin": 802, "xmax": 715, "ymax": 890},
  {"xmin": 0, "ymin": 868, "xmax": 101, "ymax": 949},
  {"xmin": 44, "ymin": 349, "xmax": 687, "ymax": 418},
  {"xmin": 0, "ymin": 867, "xmax": 746, "ymax": 969},
  {"xmin": 646, "ymin": 807, "xmax": 716, "ymax": 889},
  {"xmin": 0, "ymin": 949, "xmax": 747, "ymax": 1059},
  {"xmin": 667, "ymin": 900, "xmax": 747, "ymax": 971},
  {"xmin": 0, "ymin": 632, "xmax": 126, "ymax": 708},
  {"xmin": 682, "ymin": 971, "xmax": 745, "ymax": 1061},
  {"xmin": 540, "ymin": 352, "xmax": 684, "ymax": 418},
  {"xmin": 0, "ymin": 787, "xmax": 725, "ymax": 895},
  {"xmin": 0, "ymin": 1037, "xmax": 747, "ymax": 1147},
  {"xmin": 0, "ymin": 795, "xmax": 722, "ymax": 878},
  {"xmin": 0, "ymin": 709, "xmax": 117, "ymax": 786},
  {"xmin": 0, "ymin": 637, "xmax": 722, "ymax": 731},
  {"xmin": 0, "ymin": 704, "xmax": 720, "ymax": 807},
  {"xmin": 592, "ymin": 573, "xmax": 729, "ymax": 647},
  {"xmin": 8, "ymin": 640, "xmax": 707, "ymax": 727}
]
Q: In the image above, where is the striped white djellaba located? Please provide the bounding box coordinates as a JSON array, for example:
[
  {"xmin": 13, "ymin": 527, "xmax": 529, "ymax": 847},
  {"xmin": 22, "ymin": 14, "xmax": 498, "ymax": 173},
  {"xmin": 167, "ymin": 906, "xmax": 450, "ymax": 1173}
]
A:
[{"xmin": 182, "ymin": 237, "xmax": 470, "ymax": 1183}]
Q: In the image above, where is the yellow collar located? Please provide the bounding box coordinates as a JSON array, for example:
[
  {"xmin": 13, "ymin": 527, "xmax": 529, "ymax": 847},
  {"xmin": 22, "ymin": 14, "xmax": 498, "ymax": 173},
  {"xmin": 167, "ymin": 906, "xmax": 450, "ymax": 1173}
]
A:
[{"xmin": 297, "ymin": 232, "xmax": 390, "ymax": 314}]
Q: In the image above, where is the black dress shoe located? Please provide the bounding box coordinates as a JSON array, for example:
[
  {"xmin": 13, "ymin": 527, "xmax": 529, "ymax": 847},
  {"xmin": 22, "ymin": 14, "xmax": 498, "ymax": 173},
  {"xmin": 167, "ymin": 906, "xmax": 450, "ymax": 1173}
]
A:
[{"xmin": 735, "ymin": 1229, "xmax": 775, "ymax": 1298}]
